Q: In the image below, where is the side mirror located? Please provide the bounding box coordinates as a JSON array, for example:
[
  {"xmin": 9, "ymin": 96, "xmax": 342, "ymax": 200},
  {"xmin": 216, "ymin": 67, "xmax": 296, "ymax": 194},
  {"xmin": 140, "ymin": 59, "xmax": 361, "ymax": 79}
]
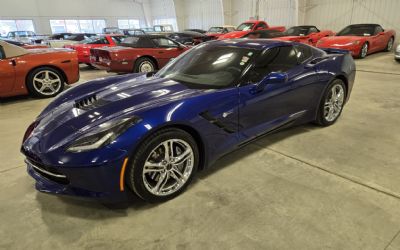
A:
[
  {"xmin": 379, "ymin": 31, "xmax": 385, "ymax": 36},
  {"xmin": 256, "ymin": 27, "xmax": 264, "ymax": 31},
  {"xmin": 250, "ymin": 72, "xmax": 288, "ymax": 94}
]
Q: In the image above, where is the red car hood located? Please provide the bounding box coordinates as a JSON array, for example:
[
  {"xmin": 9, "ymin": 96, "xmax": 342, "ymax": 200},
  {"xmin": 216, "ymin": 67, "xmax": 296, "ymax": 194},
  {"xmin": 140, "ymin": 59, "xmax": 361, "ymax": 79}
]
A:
[
  {"xmin": 218, "ymin": 31, "xmax": 249, "ymax": 39},
  {"xmin": 318, "ymin": 36, "xmax": 364, "ymax": 45}
]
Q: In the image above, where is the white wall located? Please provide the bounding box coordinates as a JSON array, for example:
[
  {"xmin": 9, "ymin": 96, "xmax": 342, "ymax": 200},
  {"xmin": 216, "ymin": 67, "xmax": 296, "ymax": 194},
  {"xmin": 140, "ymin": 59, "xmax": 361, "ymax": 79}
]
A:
[
  {"xmin": 304, "ymin": 0, "xmax": 400, "ymax": 34},
  {"xmin": 230, "ymin": 0, "xmax": 297, "ymax": 27},
  {"xmin": 0, "ymin": 0, "xmax": 147, "ymax": 34}
]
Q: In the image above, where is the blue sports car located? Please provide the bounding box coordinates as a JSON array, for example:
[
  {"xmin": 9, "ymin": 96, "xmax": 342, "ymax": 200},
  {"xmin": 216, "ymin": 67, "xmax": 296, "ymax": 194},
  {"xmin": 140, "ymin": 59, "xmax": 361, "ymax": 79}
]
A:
[{"xmin": 21, "ymin": 39, "xmax": 355, "ymax": 203}]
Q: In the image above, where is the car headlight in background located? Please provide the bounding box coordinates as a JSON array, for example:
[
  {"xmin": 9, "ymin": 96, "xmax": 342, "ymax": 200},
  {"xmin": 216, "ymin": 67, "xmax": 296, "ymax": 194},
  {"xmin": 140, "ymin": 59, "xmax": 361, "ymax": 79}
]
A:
[
  {"xmin": 67, "ymin": 116, "xmax": 141, "ymax": 152},
  {"xmin": 396, "ymin": 45, "xmax": 400, "ymax": 52}
]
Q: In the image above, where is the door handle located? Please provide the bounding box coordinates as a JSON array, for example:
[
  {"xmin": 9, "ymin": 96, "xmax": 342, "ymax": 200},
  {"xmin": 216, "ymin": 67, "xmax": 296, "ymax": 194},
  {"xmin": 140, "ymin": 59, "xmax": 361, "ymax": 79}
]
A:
[
  {"xmin": 158, "ymin": 51, "xmax": 164, "ymax": 54},
  {"xmin": 10, "ymin": 59, "xmax": 16, "ymax": 66}
]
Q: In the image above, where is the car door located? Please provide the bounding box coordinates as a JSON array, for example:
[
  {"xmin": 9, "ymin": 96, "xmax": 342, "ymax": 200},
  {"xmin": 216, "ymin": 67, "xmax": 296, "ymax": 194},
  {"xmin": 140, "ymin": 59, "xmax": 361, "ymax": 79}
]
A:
[
  {"xmin": 150, "ymin": 37, "xmax": 185, "ymax": 67},
  {"xmin": 370, "ymin": 26, "xmax": 386, "ymax": 52},
  {"xmin": 238, "ymin": 45, "xmax": 319, "ymax": 140},
  {"xmin": 0, "ymin": 46, "xmax": 16, "ymax": 95}
]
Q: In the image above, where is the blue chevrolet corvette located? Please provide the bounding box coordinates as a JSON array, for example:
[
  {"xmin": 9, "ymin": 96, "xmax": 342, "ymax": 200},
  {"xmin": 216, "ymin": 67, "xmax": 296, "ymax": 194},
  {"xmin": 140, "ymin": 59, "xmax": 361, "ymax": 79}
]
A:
[{"xmin": 21, "ymin": 39, "xmax": 355, "ymax": 203}]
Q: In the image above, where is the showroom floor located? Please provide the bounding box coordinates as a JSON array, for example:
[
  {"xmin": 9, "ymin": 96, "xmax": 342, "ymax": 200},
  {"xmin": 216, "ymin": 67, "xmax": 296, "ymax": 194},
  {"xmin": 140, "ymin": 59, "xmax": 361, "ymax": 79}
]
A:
[{"xmin": 1, "ymin": 52, "xmax": 400, "ymax": 250}]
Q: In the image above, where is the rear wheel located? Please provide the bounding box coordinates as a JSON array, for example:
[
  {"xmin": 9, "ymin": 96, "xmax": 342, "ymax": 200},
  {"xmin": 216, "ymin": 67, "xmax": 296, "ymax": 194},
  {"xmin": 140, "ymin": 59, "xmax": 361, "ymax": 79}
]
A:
[
  {"xmin": 315, "ymin": 79, "xmax": 346, "ymax": 126},
  {"xmin": 359, "ymin": 43, "xmax": 368, "ymax": 58},
  {"xmin": 385, "ymin": 37, "xmax": 394, "ymax": 51},
  {"xmin": 126, "ymin": 128, "xmax": 199, "ymax": 202},
  {"xmin": 134, "ymin": 57, "xmax": 156, "ymax": 73},
  {"xmin": 26, "ymin": 67, "xmax": 64, "ymax": 98}
]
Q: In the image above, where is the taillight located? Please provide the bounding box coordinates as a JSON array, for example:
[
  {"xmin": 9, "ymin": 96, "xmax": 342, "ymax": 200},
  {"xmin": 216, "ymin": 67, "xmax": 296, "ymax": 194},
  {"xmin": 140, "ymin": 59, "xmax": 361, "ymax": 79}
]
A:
[{"xmin": 22, "ymin": 121, "xmax": 38, "ymax": 143}]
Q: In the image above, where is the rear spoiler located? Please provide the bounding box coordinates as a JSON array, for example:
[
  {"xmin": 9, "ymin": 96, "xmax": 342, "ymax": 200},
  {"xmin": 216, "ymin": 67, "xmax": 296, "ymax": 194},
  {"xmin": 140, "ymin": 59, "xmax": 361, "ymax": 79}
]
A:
[{"xmin": 319, "ymin": 47, "xmax": 350, "ymax": 55}]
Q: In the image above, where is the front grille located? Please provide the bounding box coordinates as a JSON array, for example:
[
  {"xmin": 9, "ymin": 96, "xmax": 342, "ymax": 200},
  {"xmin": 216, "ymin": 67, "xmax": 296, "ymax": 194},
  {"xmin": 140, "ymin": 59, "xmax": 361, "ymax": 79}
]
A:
[{"xmin": 26, "ymin": 158, "xmax": 69, "ymax": 185}]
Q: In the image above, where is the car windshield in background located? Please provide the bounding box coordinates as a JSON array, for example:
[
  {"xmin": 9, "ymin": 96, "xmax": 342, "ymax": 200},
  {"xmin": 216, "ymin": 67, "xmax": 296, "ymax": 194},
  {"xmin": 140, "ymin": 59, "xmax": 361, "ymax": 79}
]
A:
[
  {"xmin": 157, "ymin": 45, "xmax": 257, "ymax": 88},
  {"xmin": 236, "ymin": 23, "xmax": 255, "ymax": 31},
  {"xmin": 285, "ymin": 27, "xmax": 310, "ymax": 36},
  {"xmin": 10, "ymin": 31, "xmax": 34, "ymax": 37},
  {"xmin": 111, "ymin": 36, "xmax": 125, "ymax": 44},
  {"xmin": 337, "ymin": 26, "xmax": 375, "ymax": 36},
  {"xmin": 208, "ymin": 27, "xmax": 224, "ymax": 33},
  {"xmin": 120, "ymin": 36, "xmax": 139, "ymax": 45},
  {"xmin": 79, "ymin": 36, "xmax": 99, "ymax": 44}
]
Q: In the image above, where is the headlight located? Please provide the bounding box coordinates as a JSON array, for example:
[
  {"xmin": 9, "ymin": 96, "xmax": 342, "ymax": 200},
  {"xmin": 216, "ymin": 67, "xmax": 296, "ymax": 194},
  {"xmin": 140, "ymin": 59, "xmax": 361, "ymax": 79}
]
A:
[
  {"xmin": 67, "ymin": 116, "xmax": 141, "ymax": 152},
  {"xmin": 396, "ymin": 45, "xmax": 400, "ymax": 52}
]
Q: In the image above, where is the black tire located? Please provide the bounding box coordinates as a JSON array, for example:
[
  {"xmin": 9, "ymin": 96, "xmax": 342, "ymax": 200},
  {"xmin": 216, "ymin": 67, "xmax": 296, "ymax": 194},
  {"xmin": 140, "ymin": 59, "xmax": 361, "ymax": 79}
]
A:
[
  {"xmin": 26, "ymin": 67, "xmax": 65, "ymax": 98},
  {"xmin": 126, "ymin": 128, "xmax": 199, "ymax": 203},
  {"xmin": 359, "ymin": 43, "xmax": 368, "ymax": 59},
  {"xmin": 134, "ymin": 57, "xmax": 156, "ymax": 73},
  {"xmin": 385, "ymin": 37, "xmax": 394, "ymax": 52},
  {"xmin": 396, "ymin": 59, "xmax": 400, "ymax": 63},
  {"xmin": 315, "ymin": 79, "xmax": 347, "ymax": 126}
]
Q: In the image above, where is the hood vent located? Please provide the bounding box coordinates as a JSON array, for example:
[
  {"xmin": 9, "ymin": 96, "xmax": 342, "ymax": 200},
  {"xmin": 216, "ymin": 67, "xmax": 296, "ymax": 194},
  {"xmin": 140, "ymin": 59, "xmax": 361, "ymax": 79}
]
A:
[{"xmin": 74, "ymin": 95, "xmax": 109, "ymax": 110}]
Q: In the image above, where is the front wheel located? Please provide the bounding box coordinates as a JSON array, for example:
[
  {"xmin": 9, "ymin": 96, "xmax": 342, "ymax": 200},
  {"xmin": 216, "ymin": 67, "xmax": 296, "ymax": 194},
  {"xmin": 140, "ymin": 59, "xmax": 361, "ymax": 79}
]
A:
[
  {"xmin": 127, "ymin": 128, "xmax": 199, "ymax": 202},
  {"xmin": 315, "ymin": 79, "xmax": 346, "ymax": 126},
  {"xmin": 385, "ymin": 37, "xmax": 394, "ymax": 51},
  {"xmin": 359, "ymin": 43, "xmax": 368, "ymax": 58}
]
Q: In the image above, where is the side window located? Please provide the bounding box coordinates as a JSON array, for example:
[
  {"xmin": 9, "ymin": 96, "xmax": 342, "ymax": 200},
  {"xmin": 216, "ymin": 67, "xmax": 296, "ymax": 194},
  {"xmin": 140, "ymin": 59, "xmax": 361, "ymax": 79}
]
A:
[
  {"xmin": 152, "ymin": 38, "xmax": 178, "ymax": 48},
  {"xmin": 255, "ymin": 23, "xmax": 267, "ymax": 29},
  {"xmin": 309, "ymin": 27, "xmax": 318, "ymax": 34},
  {"xmin": 0, "ymin": 46, "xmax": 5, "ymax": 59},
  {"xmin": 90, "ymin": 38, "xmax": 109, "ymax": 44},
  {"xmin": 374, "ymin": 26, "xmax": 383, "ymax": 35},
  {"xmin": 247, "ymin": 46, "xmax": 298, "ymax": 83},
  {"xmin": 294, "ymin": 45, "xmax": 313, "ymax": 63}
]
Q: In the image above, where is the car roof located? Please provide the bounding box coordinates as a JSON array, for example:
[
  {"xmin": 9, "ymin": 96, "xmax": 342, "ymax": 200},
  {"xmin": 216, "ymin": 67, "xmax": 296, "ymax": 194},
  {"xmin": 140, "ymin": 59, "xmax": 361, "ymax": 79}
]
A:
[
  {"xmin": 347, "ymin": 23, "xmax": 380, "ymax": 27},
  {"xmin": 206, "ymin": 39, "xmax": 292, "ymax": 50}
]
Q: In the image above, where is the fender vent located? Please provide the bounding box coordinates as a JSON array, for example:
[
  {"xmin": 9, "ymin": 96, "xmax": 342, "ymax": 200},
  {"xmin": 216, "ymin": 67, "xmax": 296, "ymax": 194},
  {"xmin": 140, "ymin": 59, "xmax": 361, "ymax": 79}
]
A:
[{"xmin": 74, "ymin": 95, "xmax": 109, "ymax": 110}]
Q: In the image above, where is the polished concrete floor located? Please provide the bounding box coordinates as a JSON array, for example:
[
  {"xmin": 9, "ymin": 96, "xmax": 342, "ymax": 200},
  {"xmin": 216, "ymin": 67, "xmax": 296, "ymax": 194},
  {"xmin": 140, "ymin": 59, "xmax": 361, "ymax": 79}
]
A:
[{"xmin": 1, "ymin": 52, "xmax": 400, "ymax": 250}]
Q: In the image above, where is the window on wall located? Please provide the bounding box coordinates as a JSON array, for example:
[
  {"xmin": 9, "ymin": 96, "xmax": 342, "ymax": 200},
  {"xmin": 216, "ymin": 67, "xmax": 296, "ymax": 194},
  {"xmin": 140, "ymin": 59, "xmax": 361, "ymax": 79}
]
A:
[
  {"xmin": 0, "ymin": 20, "xmax": 35, "ymax": 37},
  {"xmin": 117, "ymin": 19, "xmax": 140, "ymax": 29},
  {"xmin": 153, "ymin": 18, "xmax": 177, "ymax": 31},
  {"xmin": 49, "ymin": 19, "xmax": 106, "ymax": 34}
]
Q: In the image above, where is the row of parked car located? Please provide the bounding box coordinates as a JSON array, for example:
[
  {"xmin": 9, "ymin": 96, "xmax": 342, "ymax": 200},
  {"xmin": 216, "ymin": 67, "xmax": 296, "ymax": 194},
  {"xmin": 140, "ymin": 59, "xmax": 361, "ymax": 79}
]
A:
[{"xmin": 0, "ymin": 20, "xmax": 398, "ymax": 99}]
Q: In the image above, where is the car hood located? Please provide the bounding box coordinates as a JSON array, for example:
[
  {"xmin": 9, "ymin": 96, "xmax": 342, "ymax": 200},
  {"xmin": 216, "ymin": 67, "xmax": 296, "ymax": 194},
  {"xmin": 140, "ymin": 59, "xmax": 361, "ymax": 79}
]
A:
[
  {"xmin": 218, "ymin": 31, "xmax": 249, "ymax": 39},
  {"xmin": 319, "ymin": 36, "xmax": 364, "ymax": 45},
  {"xmin": 32, "ymin": 74, "xmax": 207, "ymax": 151}
]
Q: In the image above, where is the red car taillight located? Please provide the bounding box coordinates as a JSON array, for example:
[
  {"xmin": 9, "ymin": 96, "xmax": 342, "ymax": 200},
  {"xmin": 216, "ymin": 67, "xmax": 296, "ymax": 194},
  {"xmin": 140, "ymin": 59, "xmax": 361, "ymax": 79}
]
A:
[{"xmin": 22, "ymin": 121, "xmax": 38, "ymax": 143}]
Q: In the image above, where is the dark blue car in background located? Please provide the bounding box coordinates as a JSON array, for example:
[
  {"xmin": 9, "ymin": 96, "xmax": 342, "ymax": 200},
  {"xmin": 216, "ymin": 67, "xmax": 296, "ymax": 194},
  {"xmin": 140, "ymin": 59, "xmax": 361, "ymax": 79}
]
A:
[{"xmin": 21, "ymin": 39, "xmax": 355, "ymax": 203}]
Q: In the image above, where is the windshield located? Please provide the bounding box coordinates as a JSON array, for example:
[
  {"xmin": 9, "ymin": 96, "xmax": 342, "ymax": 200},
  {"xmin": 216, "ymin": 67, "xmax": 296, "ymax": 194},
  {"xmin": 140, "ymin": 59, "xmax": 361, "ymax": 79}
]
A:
[
  {"xmin": 285, "ymin": 27, "xmax": 310, "ymax": 36},
  {"xmin": 337, "ymin": 25, "xmax": 375, "ymax": 36},
  {"xmin": 10, "ymin": 31, "xmax": 34, "ymax": 37},
  {"xmin": 156, "ymin": 45, "xmax": 257, "ymax": 88},
  {"xmin": 208, "ymin": 27, "xmax": 224, "ymax": 33},
  {"xmin": 236, "ymin": 23, "xmax": 255, "ymax": 31}
]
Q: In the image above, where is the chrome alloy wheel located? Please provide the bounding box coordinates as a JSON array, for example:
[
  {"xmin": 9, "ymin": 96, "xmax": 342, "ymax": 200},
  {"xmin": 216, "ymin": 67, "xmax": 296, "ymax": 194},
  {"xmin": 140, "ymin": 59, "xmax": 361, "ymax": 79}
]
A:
[
  {"xmin": 361, "ymin": 43, "xmax": 368, "ymax": 58},
  {"xmin": 32, "ymin": 70, "xmax": 62, "ymax": 96},
  {"xmin": 324, "ymin": 83, "xmax": 345, "ymax": 122},
  {"xmin": 139, "ymin": 61, "xmax": 154, "ymax": 72},
  {"xmin": 387, "ymin": 38, "xmax": 394, "ymax": 51},
  {"xmin": 142, "ymin": 139, "xmax": 194, "ymax": 196}
]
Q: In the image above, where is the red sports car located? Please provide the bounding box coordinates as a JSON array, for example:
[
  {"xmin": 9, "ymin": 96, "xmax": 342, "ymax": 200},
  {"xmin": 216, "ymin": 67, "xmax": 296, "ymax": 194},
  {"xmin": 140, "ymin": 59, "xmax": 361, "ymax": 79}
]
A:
[
  {"xmin": 273, "ymin": 26, "xmax": 334, "ymax": 46},
  {"xmin": 218, "ymin": 20, "xmax": 285, "ymax": 40},
  {"xmin": 64, "ymin": 35, "xmax": 125, "ymax": 64},
  {"xmin": 90, "ymin": 35, "xmax": 190, "ymax": 73},
  {"xmin": 0, "ymin": 40, "xmax": 79, "ymax": 98},
  {"xmin": 316, "ymin": 24, "xmax": 396, "ymax": 58},
  {"xmin": 205, "ymin": 26, "xmax": 236, "ymax": 40}
]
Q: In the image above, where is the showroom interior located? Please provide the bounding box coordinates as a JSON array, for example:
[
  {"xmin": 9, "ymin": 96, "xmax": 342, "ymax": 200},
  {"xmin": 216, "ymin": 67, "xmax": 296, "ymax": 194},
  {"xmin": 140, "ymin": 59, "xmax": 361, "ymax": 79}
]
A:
[{"xmin": 1, "ymin": 0, "xmax": 400, "ymax": 249}]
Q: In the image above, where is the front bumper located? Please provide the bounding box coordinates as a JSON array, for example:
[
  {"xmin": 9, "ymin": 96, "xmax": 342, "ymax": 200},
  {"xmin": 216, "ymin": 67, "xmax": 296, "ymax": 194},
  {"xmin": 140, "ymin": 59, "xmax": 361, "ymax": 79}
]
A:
[
  {"xmin": 395, "ymin": 51, "xmax": 400, "ymax": 59},
  {"xmin": 25, "ymin": 156, "xmax": 133, "ymax": 203}
]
